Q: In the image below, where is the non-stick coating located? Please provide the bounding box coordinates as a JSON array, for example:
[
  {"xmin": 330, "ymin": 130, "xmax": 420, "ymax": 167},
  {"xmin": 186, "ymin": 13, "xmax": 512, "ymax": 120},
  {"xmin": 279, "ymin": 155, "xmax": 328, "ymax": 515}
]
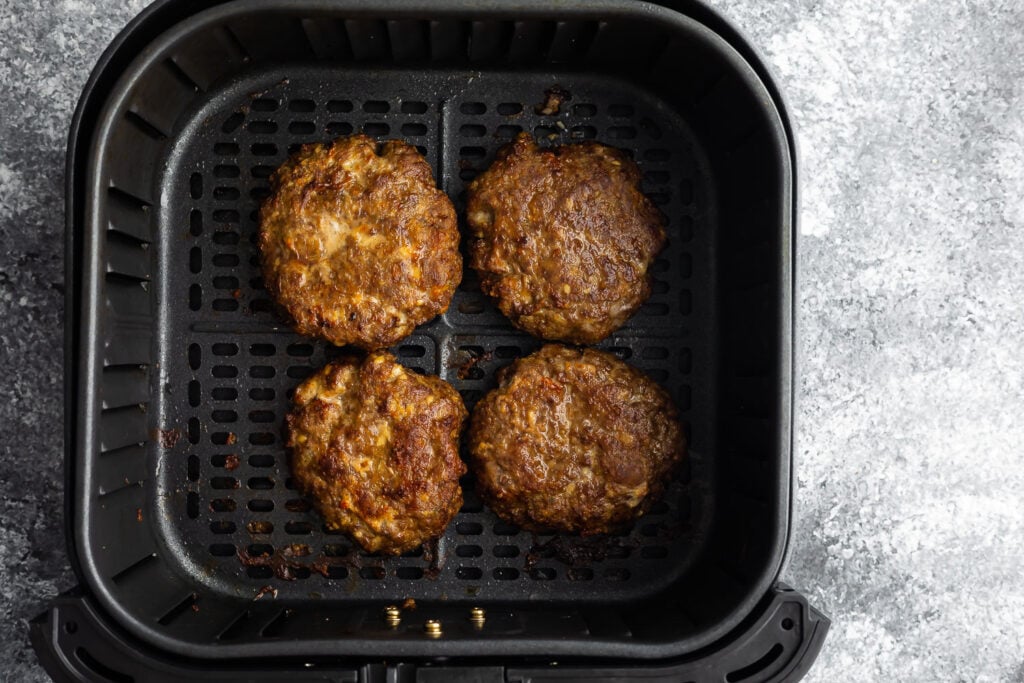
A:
[
  {"xmin": 75, "ymin": 0, "xmax": 794, "ymax": 660},
  {"xmin": 156, "ymin": 65, "xmax": 718, "ymax": 604}
]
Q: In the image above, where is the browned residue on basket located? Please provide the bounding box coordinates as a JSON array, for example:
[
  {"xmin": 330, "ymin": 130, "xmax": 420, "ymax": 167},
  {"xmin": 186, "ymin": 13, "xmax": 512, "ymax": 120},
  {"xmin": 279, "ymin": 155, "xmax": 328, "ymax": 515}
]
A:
[
  {"xmin": 535, "ymin": 85, "xmax": 572, "ymax": 116},
  {"xmin": 136, "ymin": 508, "xmax": 143, "ymax": 522},
  {"xmin": 223, "ymin": 453, "xmax": 241, "ymax": 471},
  {"xmin": 246, "ymin": 78, "xmax": 289, "ymax": 104},
  {"xmin": 524, "ymin": 534, "xmax": 627, "ymax": 570},
  {"xmin": 239, "ymin": 545, "xmax": 314, "ymax": 582},
  {"xmin": 421, "ymin": 538, "xmax": 444, "ymax": 580},
  {"xmin": 283, "ymin": 543, "xmax": 312, "ymax": 558},
  {"xmin": 455, "ymin": 350, "xmax": 492, "ymax": 380},
  {"xmin": 156, "ymin": 428, "xmax": 181, "ymax": 449},
  {"xmin": 234, "ymin": 538, "xmax": 449, "ymax": 585},
  {"xmin": 247, "ymin": 520, "xmax": 273, "ymax": 535},
  {"xmin": 254, "ymin": 585, "xmax": 278, "ymax": 600},
  {"xmin": 309, "ymin": 556, "xmax": 333, "ymax": 579}
]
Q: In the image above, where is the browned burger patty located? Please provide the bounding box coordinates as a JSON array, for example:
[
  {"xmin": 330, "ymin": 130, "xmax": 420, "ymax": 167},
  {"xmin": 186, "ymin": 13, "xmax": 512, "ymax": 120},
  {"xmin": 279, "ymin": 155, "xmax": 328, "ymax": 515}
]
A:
[
  {"xmin": 466, "ymin": 133, "xmax": 666, "ymax": 344},
  {"xmin": 287, "ymin": 351, "xmax": 467, "ymax": 554},
  {"xmin": 468, "ymin": 344, "xmax": 685, "ymax": 535},
  {"xmin": 260, "ymin": 135, "xmax": 461, "ymax": 349}
]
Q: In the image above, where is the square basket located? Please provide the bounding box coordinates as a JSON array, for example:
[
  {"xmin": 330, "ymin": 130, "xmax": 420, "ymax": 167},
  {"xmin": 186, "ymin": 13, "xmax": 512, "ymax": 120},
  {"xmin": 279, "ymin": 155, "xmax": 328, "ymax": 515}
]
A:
[{"xmin": 34, "ymin": 0, "xmax": 828, "ymax": 680}]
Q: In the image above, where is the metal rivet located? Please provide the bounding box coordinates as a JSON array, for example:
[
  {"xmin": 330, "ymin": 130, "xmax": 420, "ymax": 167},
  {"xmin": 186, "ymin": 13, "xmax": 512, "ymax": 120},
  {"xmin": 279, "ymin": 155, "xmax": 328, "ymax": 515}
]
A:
[
  {"xmin": 384, "ymin": 605, "xmax": 401, "ymax": 627},
  {"xmin": 469, "ymin": 607, "xmax": 485, "ymax": 628},
  {"xmin": 424, "ymin": 619, "xmax": 442, "ymax": 637}
]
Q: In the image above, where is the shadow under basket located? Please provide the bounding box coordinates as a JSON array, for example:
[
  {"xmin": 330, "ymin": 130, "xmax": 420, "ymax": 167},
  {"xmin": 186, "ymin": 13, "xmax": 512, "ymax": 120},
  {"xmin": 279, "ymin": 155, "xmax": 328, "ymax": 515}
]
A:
[{"xmin": 37, "ymin": 0, "xmax": 829, "ymax": 680}]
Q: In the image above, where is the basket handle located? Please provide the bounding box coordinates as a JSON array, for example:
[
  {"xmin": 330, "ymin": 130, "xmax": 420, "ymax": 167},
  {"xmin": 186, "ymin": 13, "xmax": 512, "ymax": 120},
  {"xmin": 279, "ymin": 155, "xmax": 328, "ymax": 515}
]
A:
[{"xmin": 32, "ymin": 584, "xmax": 828, "ymax": 682}]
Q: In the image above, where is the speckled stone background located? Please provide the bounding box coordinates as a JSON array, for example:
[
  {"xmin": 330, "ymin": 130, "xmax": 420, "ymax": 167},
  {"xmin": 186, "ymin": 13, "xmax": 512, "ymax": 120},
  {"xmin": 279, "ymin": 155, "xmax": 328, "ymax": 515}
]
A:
[{"xmin": 2, "ymin": 0, "xmax": 1022, "ymax": 680}]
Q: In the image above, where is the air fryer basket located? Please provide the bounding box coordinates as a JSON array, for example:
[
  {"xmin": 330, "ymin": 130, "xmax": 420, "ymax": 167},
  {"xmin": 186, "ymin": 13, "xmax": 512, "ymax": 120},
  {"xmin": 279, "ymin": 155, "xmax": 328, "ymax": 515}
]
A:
[
  {"xmin": 36, "ymin": 0, "xmax": 829, "ymax": 680},
  {"xmin": 164, "ymin": 64, "xmax": 714, "ymax": 606}
]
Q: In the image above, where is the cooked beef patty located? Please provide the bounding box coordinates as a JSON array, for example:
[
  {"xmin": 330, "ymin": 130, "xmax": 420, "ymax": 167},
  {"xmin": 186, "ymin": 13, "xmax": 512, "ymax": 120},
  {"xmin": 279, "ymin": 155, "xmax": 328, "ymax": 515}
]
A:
[
  {"xmin": 468, "ymin": 344, "xmax": 684, "ymax": 534},
  {"xmin": 287, "ymin": 351, "xmax": 467, "ymax": 554},
  {"xmin": 466, "ymin": 133, "xmax": 665, "ymax": 344},
  {"xmin": 260, "ymin": 135, "xmax": 461, "ymax": 349}
]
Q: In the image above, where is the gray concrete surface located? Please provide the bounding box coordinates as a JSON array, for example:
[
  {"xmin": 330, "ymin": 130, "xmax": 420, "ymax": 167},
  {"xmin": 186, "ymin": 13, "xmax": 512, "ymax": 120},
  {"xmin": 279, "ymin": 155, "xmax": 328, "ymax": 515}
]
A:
[{"xmin": 1, "ymin": 0, "xmax": 1022, "ymax": 680}]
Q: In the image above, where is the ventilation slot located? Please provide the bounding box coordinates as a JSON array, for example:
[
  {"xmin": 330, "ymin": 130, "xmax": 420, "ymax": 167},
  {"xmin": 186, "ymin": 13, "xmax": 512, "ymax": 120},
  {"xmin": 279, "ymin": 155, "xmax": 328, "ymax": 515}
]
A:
[
  {"xmin": 76, "ymin": 648, "xmax": 134, "ymax": 683},
  {"xmin": 726, "ymin": 643, "xmax": 786, "ymax": 682},
  {"xmin": 345, "ymin": 19, "xmax": 391, "ymax": 61},
  {"xmin": 158, "ymin": 593, "xmax": 198, "ymax": 626},
  {"xmin": 125, "ymin": 110, "xmax": 168, "ymax": 140}
]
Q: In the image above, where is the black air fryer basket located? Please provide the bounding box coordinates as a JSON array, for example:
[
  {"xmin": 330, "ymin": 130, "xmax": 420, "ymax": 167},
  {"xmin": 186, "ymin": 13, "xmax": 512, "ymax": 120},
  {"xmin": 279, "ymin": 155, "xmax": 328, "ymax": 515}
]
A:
[{"xmin": 35, "ymin": 0, "xmax": 829, "ymax": 680}]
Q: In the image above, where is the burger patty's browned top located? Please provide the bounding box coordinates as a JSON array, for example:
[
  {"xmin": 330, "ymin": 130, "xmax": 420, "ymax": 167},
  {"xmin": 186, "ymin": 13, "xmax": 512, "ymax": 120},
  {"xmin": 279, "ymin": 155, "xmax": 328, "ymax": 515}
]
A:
[
  {"xmin": 287, "ymin": 351, "xmax": 467, "ymax": 555},
  {"xmin": 466, "ymin": 133, "xmax": 666, "ymax": 345},
  {"xmin": 468, "ymin": 344, "xmax": 685, "ymax": 535},
  {"xmin": 259, "ymin": 135, "xmax": 461, "ymax": 349}
]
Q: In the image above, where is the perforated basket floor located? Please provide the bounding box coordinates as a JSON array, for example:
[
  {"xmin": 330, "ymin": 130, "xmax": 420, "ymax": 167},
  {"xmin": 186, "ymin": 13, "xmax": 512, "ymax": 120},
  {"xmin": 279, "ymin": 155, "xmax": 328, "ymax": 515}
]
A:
[
  {"xmin": 74, "ymin": 0, "xmax": 802, "ymax": 662},
  {"xmin": 154, "ymin": 66, "xmax": 717, "ymax": 604}
]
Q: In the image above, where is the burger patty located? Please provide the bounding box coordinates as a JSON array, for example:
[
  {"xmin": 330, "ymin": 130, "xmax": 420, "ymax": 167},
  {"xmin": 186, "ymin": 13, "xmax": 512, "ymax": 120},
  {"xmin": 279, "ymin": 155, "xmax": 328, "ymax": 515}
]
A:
[
  {"xmin": 466, "ymin": 133, "xmax": 666, "ymax": 344},
  {"xmin": 287, "ymin": 351, "xmax": 467, "ymax": 554},
  {"xmin": 259, "ymin": 135, "xmax": 461, "ymax": 349},
  {"xmin": 468, "ymin": 344, "xmax": 685, "ymax": 535}
]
